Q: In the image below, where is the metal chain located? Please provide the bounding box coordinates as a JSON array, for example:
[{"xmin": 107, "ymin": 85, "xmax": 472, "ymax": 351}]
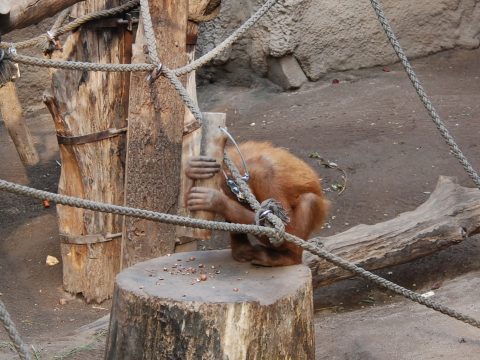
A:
[
  {"xmin": 369, "ymin": 0, "xmax": 480, "ymax": 189},
  {"xmin": 0, "ymin": 300, "xmax": 32, "ymax": 360}
]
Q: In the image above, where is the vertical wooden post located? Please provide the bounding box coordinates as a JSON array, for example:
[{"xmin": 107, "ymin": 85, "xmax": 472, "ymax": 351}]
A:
[
  {"xmin": 0, "ymin": 82, "xmax": 39, "ymax": 166},
  {"xmin": 122, "ymin": 0, "xmax": 188, "ymax": 268},
  {"xmin": 44, "ymin": 0, "xmax": 132, "ymax": 303},
  {"xmin": 175, "ymin": 3, "xmax": 224, "ymax": 252},
  {"xmin": 176, "ymin": 113, "xmax": 227, "ymax": 252}
]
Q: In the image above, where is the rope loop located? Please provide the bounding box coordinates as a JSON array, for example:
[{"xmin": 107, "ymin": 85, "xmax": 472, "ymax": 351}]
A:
[{"xmin": 255, "ymin": 198, "xmax": 290, "ymax": 246}]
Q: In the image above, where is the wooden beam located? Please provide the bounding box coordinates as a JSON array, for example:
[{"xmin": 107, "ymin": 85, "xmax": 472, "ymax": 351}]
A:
[
  {"xmin": 122, "ymin": 0, "xmax": 187, "ymax": 268},
  {"xmin": 0, "ymin": 82, "xmax": 39, "ymax": 166},
  {"xmin": 44, "ymin": 0, "xmax": 132, "ymax": 303},
  {"xmin": 0, "ymin": 0, "xmax": 84, "ymax": 35},
  {"xmin": 305, "ymin": 176, "xmax": 480, "ymax": 287}
]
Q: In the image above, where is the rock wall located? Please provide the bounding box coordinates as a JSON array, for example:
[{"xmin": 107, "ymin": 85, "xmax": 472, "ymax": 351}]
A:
[{"xmin": 197, "ymin": 0, "xmax": 480, "ymax": 85}]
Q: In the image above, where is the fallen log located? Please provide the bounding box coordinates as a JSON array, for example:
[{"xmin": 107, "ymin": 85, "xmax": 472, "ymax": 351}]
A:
[
  {"xmin": 305, "ymin": 176, "xmax": 480, "ymax": 287},
  {"xmin": 0, "ymin": 0, "xmax": 84, "ymax": 35}
]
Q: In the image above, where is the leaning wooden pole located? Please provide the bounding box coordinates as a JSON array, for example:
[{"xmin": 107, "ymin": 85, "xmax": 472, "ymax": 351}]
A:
[
  {"xmin": 122, "ymin": 0, "xmax": 187, "ymax": 267},
  {"xmin": 0, "ymin": 0, "xmax": 84, "ymax": 35},
  {"xmin": 0, "ymin": 82, "xmax": 39, "ymax": 166},
  {"xmin": 44, "ymin": 0, "xmax": 133, "ymax": 303}
]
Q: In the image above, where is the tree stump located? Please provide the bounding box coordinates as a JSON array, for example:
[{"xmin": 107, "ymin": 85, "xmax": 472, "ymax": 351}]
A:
[{"xmin": 105, "ymin": 249, "xmax": 314, "ymax": 360}]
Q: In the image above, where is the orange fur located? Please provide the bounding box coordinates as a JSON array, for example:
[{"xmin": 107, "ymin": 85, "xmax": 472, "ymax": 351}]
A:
[{"xmin": 223, "ymin": 141, "xmax": 329, "ymax": 265}]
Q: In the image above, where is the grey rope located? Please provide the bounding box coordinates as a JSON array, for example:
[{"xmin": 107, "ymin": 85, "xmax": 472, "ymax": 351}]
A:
[
  {"xmin": 0, "ymin": 0, "xmax": 140, "ymax": 50},
  {"xmin": 1, "ymin": 175, "xmax": 480, "ymax": 332},
  {"xmin": 139, "ymin": 0, "xmax": 160, "ymax": 65},
  {"xmin": 0, "ymin": 300, "xmax": 32, "ymax": 360},
  {"xmin": 369, "ymin": 0, "xmax": 480, "ymax": 189},
  {"xmin": 0, "ymin": 178, "xmax": 273, "ymax": 238},
  {"xmin": 2, "ymin": 0, "xmax": 281, "ymax": 77},
  {"xmin": 5, "ymin": 52, "xmax": 155, "ymax": 72},
  {"xmin": 223, "ymin": 153, "xmax": 480, "ymax": 329},
  {"xmin": 139, "ymin": 0, "xmax": 203, "ymax": 125}
]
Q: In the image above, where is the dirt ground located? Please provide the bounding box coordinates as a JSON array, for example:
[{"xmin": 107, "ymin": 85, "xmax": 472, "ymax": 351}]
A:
[{"xmin": 0, "ymin": 48, "xmax": 479, "ymax": 359}]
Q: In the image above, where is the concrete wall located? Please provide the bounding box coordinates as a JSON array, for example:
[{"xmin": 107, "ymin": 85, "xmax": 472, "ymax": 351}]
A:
[{"xmin": 197, "ymin": 0, "xmax": 480, "ymax": 85}]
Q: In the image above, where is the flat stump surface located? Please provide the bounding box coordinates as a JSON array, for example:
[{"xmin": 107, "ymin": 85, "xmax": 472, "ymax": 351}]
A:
[{"xmin": 118, "ymin": 249, "xmax": 310, "ymax": 302}]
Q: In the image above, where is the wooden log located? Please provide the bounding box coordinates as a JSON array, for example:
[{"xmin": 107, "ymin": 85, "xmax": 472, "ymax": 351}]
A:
[
  {"xmin": 0, "ymin": 82, "xmax": 39, "ymax": 165},
  {"xmin": 105, "ymin": 249, "xmax": 314, "ymax": 359},
  {"xmin": 122, "ymin": 0, "xmax": 187, "ymax": 268},
  {"xmin": 305, "ymin": 176, "xmax": 480, "ymax": 287},
  {"xmin": 0, "ymin": 0, "xmax": 84, "ymax": 34},
  {"xmin": 44, "ymin": 0, "xmax": 132, "ymax": 303},
  {"xmin": 188, "ymin": 0, "xmax": 221, "ymax": 23},
  {"xmin": 176, "ymin": 113, "xmax": 227, "ymax": 252}
]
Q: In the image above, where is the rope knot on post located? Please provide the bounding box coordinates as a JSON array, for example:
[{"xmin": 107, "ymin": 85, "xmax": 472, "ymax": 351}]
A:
[{"xmin": 255, "ymin": 198, "xmax": 290, "ymax": 247}]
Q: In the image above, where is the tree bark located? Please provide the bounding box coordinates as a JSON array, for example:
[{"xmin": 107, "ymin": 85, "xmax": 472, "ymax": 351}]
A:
[
  {"xmin": 0, "ymin": 82, "xmax": 39, "ymax": 166},
  {"xmin": 44, "ymin": 0, "xmax": 132, "ymax": 303},
  {"xmin": 0, "ymin": 0, "xmax": 84, "ymax": 34},
  {"xmin": 305, "ymin": 176, "xmax": 480, "ymax": 287},
  {"xmin": 105, "ymin": 249, "xmax": 314, "ymax": 359},
  {"xmin": 122, "ymin": 0, "xmax": 187, "ymax": 268}
]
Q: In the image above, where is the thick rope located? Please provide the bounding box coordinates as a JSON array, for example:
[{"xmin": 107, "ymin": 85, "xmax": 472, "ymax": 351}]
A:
[
  {"xmin": 2, "ymin": 0, "xmax": 281, "ymax": 77},
  {"xmin": 1, "ymin": 0, "xmax": 479, "ymax": 344},
  {"xmin": 0, "ymin": 178, "xmax": 273, "ymax": 238},
  {"xmin": 5, "ymin": 52, "xmax": 155, "ymax": 72},
  {"xmin": 0, "ymin": 300, "xmax": 32, "ymax": 360},
  {"xmin": 0, "ymin": 0, "xmax": 140, "ymax": 50},
  {"xmin": 369, "ymin": 0, "xmax": 480, "ymax": 189},
  {"xmin": 2, "ymin": 168, "xmax": 478, "ymax": 330},
  {"xmin": 139, "ymin": 0, "xmax": 203, "ymax": 125}
]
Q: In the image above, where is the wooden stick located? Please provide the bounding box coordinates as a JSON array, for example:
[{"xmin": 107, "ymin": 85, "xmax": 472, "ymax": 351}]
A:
[
  {"xmin": 175, "ymin": 112, "xmax": 226, "ymax": 247},
  {"xmin": 0, "ymin": 82, "xmax": 39, "ymax": 165},
  {"xmin": 305, "ymin": 176, "xmax": 480, "ymax": 287}
]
